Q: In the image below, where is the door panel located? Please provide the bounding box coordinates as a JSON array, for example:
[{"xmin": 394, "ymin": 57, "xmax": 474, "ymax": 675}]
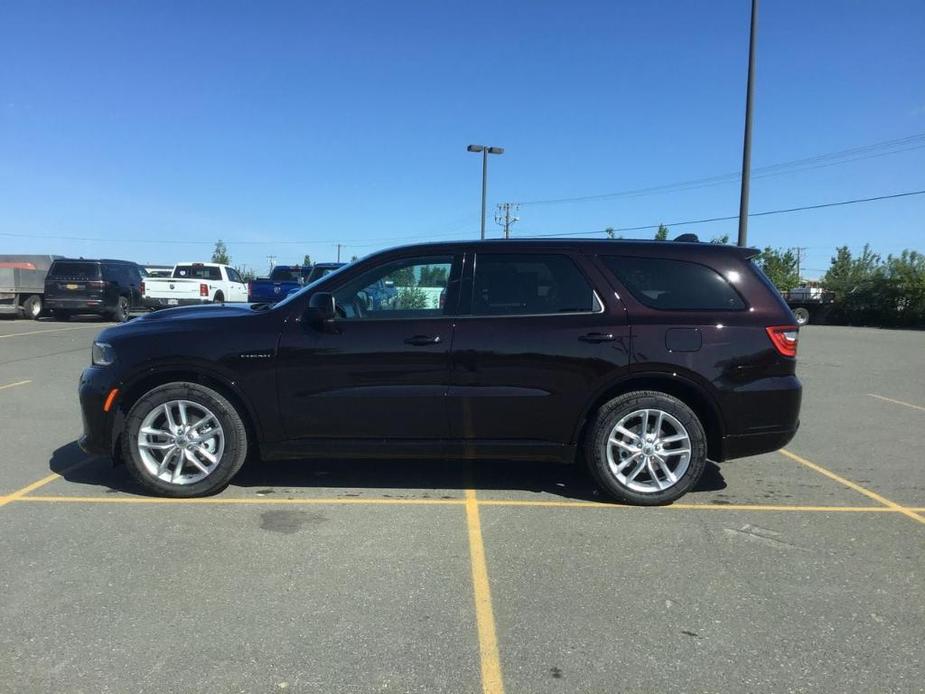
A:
[
  {"xmin": 448, "ymin": 314, "xmax": 628, "ymax": 443},
  {"xmin": 448, "ymin": 251, "xmax": 631, "ymax": 444},
  {"xmin": 275, "ymin": 252, "xmax": 461, "ymax": 442},
  {"xmin": 277, "ymin": 318, "xmax": 453, "ymax": 440}
]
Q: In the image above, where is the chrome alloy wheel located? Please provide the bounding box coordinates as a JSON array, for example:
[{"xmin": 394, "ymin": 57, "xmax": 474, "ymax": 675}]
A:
[
  {"xmin": 136, "ymin": 400, "xmax": 225, "ymax": 485},
  {"xmin": 605, "ymin": 408, "xmax": 692, "ymax": 493}
]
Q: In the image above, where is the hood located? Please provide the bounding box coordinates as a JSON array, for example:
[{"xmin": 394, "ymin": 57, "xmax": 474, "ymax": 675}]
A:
[{"xmin": 137, "ymin": 303, "xmax": 257, "ymax": 322}]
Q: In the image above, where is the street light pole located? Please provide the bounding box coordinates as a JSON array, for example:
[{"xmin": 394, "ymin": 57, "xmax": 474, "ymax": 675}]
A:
[
  {"xmin": 737, "ymin": 0, "xmax": 759, "ymax": 248},
  {"xmin": 467, "ymin": 144, "xmax": 504, "ymax": 240}
]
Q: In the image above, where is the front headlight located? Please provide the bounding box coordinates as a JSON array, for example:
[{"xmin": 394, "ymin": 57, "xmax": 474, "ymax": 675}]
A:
[{"xmin": 91, "ymin": 341, "xmax": 115, "ymax": 366}]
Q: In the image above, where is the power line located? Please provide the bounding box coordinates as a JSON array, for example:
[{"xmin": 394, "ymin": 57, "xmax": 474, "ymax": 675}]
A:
[
  {"xmin": 515, "ymin": 133, "xmax": 925, "ymax": 207},
  {"xmin": 520, "ymin": 189, "xmax": 925, "ymax": 238},
  {"xmin": 2, "ymin": 188, "xmax": 923, "ymax": 250}
]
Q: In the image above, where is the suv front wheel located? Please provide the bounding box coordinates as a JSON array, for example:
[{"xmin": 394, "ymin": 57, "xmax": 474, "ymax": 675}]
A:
[
  {"xmin": 585, "ymin": 391, "xmax": 707, "ymax": 505},
  {"xmin": 122, "ymin": 382, "xmax": 248, "ymax": 497}
]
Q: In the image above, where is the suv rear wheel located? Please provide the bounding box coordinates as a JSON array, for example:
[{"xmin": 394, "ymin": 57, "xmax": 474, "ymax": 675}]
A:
[
  {"xmin": 585, "ymin": 390, "xmax": 707, "ymax": 505},
  {"xmin": 122, "ymin": 382, "xmax": 248, "ymax": 497}
]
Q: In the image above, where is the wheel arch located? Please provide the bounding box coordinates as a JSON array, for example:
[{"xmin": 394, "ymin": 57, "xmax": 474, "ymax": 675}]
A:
[
  {"xmin": 114, "ymin": 368, "xmax": 260, "ymax": 459},
  {"xmin": 574, "ymin": 372, "xmax": 725, "ymax": 461}
]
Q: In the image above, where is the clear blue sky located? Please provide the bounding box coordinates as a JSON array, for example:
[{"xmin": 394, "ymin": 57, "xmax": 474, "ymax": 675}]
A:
[{"xmin": 1, "ymin": 0, "xmax": 923, "ymax": 278}]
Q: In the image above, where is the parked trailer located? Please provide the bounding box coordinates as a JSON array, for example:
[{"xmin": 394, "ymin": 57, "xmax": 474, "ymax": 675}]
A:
[
  {"xmin": 0, "ymin": 255, "xmax": 59, "ymax": 319},
  {"xmin": 784, "ymin": 286, "xmax": 835, "ymax": 325}
]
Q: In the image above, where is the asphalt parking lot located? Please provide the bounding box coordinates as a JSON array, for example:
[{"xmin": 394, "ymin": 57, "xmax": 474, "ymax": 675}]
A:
[{"xmin": 1, "ymin": 318, "xmax": 923, "ymax": 693}]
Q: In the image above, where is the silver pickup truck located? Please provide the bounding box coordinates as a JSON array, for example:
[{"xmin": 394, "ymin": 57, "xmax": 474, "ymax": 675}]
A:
[{"xmin": 0, "ymin": 255, "xmax": 59, "ymax": 319}]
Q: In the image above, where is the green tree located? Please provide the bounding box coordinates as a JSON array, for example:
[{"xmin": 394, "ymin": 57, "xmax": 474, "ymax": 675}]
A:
[
  {"xmin": 302, "ymin": 254, "xmax": 312, "ymax": 267},
  {"xmin": 604, "ymin": 227, "xmax": 624, "ymax": 240},
  {"xmin": 350, "ymin": 255, "xmax": 359, "ymax": 262},
  {"xmin": 235, "ymin": 265, "xmax": 256, "ymax": 281},
  {"xmin": 418, "ymin": 265, "xmax": 448, "ymax": 287},
  {"xmin": 755, "ymin": 247, "xmax": 800, "ymax": 293},
  {"xmin": 654, "ymin": 224, "xmax": 669, "ymax": 241},
  {"xmin": 212, "ymin": 239, "xmax": 230, "ymax": 265},
  {"xmin": 397, "ymin": 286, "xmax": 428, "ymax": 309},
  {"xmin": 710, "ymin": 234, "xmax": 730, "ymax": 245},
  {"xmin": 389, "ymin": 266, "xmax": 416, "ymax": 287}
]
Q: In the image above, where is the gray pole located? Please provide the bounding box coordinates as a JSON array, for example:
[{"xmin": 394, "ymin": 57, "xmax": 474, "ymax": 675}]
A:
[
  {"xmin": 480, "ymin": 149, "xmax": 488, "ymax": 240},
  {"xmin": 737, "ymin": 0, "xmax": 759, "ymax": 247}
]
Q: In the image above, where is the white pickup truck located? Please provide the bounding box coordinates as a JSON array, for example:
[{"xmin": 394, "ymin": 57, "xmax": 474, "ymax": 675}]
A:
[{"xmin": 142, "ymin": 262, "xmax": 248, "ymax": 308}]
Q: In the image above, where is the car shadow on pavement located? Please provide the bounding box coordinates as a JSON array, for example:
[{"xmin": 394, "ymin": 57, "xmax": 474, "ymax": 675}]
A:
[{"xmin": 49, "ymin": 441, "xmax": 727, "ymax": 502}]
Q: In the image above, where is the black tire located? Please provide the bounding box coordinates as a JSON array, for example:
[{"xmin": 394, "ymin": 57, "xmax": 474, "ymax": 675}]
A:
[
  {"xmin": 54, "ymin": 310, "xmax": 71, "ymax": 322},
  {"xmin": 213, "ymin": 291, "xmax": 224, "ymax": 304},
  {"xmin": 122, "ymin": 382, "xmax": 249, "ymax": 497},
  {"xmin": 793, "ymin": 307, "xmax": 810, "ymax": 326},
  {"xmin": 23, "ymin": 295, "xmax": 43, "ymax": 320},
  {"xmin": 110, "ymin": 296, "xmax": 129, "ymax": 322},
  {"xmin": 584, "ymin": 390, "xmax": 707, "ymax": 505}
]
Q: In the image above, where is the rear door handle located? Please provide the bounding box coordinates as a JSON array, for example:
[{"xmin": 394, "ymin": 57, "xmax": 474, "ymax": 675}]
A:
[
  {"xmin": 579, "ymin": 332, "xmax": 615, "ymax": 343},
  {"xmin": 404, "ymin": 335, "xmax": 441, "ymax": 346}
]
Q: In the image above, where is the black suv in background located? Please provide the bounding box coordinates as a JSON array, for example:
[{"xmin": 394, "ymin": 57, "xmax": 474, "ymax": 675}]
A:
[
  {"xmin": 78, "ymin": 239, "xmax": 801, "ymax": 504},
  {"xmin": 45, "ymin": 259, "xmax": 146, "ymax": 322}
]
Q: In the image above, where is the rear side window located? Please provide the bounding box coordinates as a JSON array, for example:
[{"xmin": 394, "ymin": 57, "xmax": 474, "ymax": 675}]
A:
[
  {"xmin": 48, "ymin": 262, "xmax": 101, "ymax": 280},
  {"xmin": 602, "ymin": 256, "xmax": 745, "ymax": 310},
  {"xmin": 472, "ymin": 254, "xmax": 600, "ymax": 316},
  {"xmin": 174, "ymin": 265, "xmax": 222, "ymax": 280}
]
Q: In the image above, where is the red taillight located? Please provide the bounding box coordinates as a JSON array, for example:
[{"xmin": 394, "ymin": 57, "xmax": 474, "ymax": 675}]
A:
[
  {"xmin": 200, "ymin": 283, "xmax": 209, "ymax": 297},
  {"xmin": 248, "ymin": 280, "xmax": 253, "ymax": 295},
  {"xmin": 140, "ymin": 281, "xmax": 145, "ymax": 295},
  {"xmin": 766, "ymin": 325, "xmax": 798, "ymax": 357}
]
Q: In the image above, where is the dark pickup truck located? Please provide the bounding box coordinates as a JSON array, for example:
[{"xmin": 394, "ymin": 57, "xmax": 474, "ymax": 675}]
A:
[{"xmin": 247, "ymin": 263, "xmax": 345, "ymax": 303}]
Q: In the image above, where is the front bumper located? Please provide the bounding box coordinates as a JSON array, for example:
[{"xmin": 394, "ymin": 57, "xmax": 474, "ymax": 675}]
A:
[{"xmin": 78, "ymin": 367, "xmax": 120, "ymax": 456}]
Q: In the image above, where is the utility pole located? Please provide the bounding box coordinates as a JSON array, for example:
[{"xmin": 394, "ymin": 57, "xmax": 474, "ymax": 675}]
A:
[
  {"xmin": 494, "ymin": 202, "xmax": 520, "ymax": 239},
  {"xmin": 266, "ymin": 256, "xmax": 277, "ymax": 272},
  {"xmin": 737, "ymin": 0, "xmax": 759, "ymax": 247},
  {"xmin": 794, "ymin": 246, "xmax": 807, "ymax": 283},
  {"xmin": 337, "ymin": 244, "xmax": 342, "ymax": 262}
]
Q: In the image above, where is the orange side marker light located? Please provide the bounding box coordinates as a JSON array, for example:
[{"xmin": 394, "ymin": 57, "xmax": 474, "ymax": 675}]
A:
[{"xmin": 103, "ymin": 388, "xmax": 120, "ymax": 413}]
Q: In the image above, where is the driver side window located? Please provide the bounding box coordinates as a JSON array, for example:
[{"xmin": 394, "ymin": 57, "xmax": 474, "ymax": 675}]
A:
[{"xmin": 332, "ymin": 255, "xmax": 453, "ymax": 320}]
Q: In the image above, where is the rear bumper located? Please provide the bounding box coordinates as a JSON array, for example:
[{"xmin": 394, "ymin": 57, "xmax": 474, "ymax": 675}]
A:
[
  {"xmin": 46, "ymin": 297, "xmax": 105, "ymax": 311},
  {"xmin": 721, "ymin": 423, "xmax": 799, "ymax": 460},
  {"xmin": 145, "ymin": 297, "xmax": 211, "ymax": 309}
]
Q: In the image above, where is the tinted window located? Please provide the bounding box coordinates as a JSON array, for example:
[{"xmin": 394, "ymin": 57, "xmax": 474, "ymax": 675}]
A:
[
  {"xmin": 471, "ymin": 254, "xmax": 598, "ymax": 316},
  {"xmin": 602, "ymin": 256, "xmax": 745, "ymax": 310},
  {"xmin": 174, "ymin": 265, "xmax": 222, "ymax": 280},
  {"xmin": 226, "ymin": 268, "xmax": 243, "ymax": 284},
  {"xmin": 333, "ymin": 256, "xmax": 452, "ymax": 320},
  {"xmin": 269, "ymin": 267, "xmax": 304, "ymax": 282},
  {"xmin": 48, "ymin": 261, "xmax": 101, "ymax": 280}
]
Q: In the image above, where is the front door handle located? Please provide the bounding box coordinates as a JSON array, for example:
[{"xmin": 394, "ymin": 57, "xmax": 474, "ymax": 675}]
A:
[
  {"xmin": 404, "ymin": 335, "xmax": 442, "ymax": 346},
  {"xmin": 579, "ymin": 332, "xmax": 615, "ymax": 343}
]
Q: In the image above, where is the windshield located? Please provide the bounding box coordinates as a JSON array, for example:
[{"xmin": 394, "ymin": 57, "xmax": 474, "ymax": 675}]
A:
[
  {"xmin": 48, "ymin": 261, "xmax": 101, "ymax": 280},
  {"xmin": 271, "ymin": 263, "xmax": 352, "ymax": 309}
]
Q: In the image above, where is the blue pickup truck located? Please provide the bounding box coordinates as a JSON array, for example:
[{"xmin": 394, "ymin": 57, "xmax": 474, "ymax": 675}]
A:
[{"xmin": 247, "ymin": 263, "xmax": 345, "ymax": 303}]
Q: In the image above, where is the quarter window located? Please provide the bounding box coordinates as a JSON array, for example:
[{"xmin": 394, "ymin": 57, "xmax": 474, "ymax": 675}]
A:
[
  {"xmin": 471, "ymin": 254, "xmax": 599, "ymax": 316},
  {"xmin": 601, "ymin": 256, "xmax": 745, "ymax": 310},
  {"xmin": 332, "ymin": 256, "xmax": 453, "ymax": 320}
]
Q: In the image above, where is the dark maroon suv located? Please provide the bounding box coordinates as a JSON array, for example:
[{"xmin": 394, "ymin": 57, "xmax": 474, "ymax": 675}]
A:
[{"xmin": 79, "ymin": 238, "xmax": 801, "ymax": 504}]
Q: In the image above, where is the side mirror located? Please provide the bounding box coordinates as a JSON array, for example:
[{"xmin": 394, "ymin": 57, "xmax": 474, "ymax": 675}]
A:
[{"xmin": 305, "ymin": 292, "xmax": 336, "ymax": 326}]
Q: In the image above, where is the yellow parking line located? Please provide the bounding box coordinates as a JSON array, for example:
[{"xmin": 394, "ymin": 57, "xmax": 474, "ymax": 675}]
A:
[
  {"xmin": 780, "ymin": 449, "xmax": 925, "ymax": 525},
  {"xmin": 464, "ymin": 487, "xmax": 504, "ymax": 694},
  {"xmin": 12, "ymin": 495, "xmax": 465, "ymax": 506},
  {"xmin": 0, "ymin": 379, "xmax": 31, "ymax": 392},
  {"xmin": 0, "ymin": 472, "xmax": 69, "ymax": 508},
  {"xmin": 867, "ymin": 393, "xmax": 925, "ymax": 413},
  {"xmin": 0, "ymin": 325, "xmax": 103, "ymax": 339},
  {"xmin": 477, "ymin": 499, "xmax": 894, "ymax": 512}
]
